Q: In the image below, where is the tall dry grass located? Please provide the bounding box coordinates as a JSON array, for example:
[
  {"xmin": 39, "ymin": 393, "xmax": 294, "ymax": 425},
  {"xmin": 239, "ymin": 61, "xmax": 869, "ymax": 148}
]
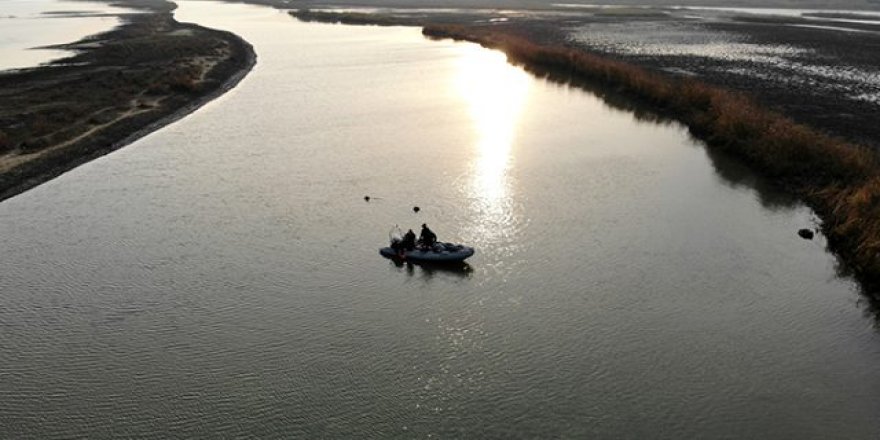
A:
[{"xmin": 424, "ymin": 24, "xmax": 880, "ymax": 290}]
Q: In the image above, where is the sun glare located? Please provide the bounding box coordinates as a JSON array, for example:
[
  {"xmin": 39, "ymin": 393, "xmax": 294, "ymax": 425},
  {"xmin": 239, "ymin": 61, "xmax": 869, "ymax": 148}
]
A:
[
  {"xmin": 454, "ymin": 45, "xmax": 531, "ymax": 242},
  {"xmin": 455, "ymin": 45, "xmax": 531, "ymax": 202}
]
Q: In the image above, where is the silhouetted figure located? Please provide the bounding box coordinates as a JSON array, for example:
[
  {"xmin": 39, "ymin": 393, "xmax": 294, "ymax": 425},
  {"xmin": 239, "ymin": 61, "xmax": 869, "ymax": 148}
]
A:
[
  {"xmin": 419, "ymin": 223, "xmax": 437, "ymax": 250},
  {"xmin": 413, "ymin": 206, "xmax": 420, "ymax": 213},
  {"xmin": 364, "ymin": 195, "xmax": 370, "ymax": 202},
  {"xmin": 401, "ymin": 229, "xmax": 416, "ymax": 251}
]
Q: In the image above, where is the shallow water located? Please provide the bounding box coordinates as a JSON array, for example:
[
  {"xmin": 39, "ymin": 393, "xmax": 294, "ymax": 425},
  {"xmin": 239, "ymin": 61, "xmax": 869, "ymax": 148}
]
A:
[
  {"xmin": 1, "ymin": 1, "xmax": 879, "ymax": 438},
  {"xmin": 567, "ymin": 21, "xmax": 809, "ymax": 62},
  {"xmin": 566, "ymin": 16, "xmax": 880, "ymax": 104},
  {"xmin": 0, "ymin": 0, "xmax": 134, "ymax": 71}
]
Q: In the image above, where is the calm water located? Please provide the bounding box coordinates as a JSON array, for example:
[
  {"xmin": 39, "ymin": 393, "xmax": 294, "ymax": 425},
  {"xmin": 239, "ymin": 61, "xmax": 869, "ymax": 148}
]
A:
[
  {"xmin": 0, "ymin": 0, "xmax": 133, "ymax": 71},
  {"xmin": 1, "ymin": 2, "xmax": 879, "ymax": 438}
]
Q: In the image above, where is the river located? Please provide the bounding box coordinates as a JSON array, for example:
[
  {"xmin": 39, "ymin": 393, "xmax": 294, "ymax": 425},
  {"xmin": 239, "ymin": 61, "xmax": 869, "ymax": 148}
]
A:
[
  {"xmin": 0, "ymin": 0, "xmax": 135, "ymax": 71},
  {"xmin": 1, "ymin": 1, "xmax": 878, "ymax": 438}
]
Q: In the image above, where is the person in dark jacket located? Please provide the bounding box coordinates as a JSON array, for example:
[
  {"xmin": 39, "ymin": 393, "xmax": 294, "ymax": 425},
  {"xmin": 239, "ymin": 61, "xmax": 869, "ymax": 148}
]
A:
[
  {"xmin": 419, "ymin": 223, "xmax": 437, "ymax": 249},
  {"xmin": 400, "ymin": 229, "xmax": 416, "ymax": 251}
]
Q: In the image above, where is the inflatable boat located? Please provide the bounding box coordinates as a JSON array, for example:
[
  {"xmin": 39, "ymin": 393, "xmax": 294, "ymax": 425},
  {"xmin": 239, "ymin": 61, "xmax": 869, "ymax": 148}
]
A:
[{"xmin": 379, "ymin": 242, "xmax": 475, "ymax": 263}]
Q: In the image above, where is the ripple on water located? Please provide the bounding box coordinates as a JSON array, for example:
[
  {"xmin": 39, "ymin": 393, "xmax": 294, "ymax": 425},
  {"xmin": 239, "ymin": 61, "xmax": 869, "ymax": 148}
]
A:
[{"xmin": 0, "ymin": 1, "xmax": 879, "ymax": 438}]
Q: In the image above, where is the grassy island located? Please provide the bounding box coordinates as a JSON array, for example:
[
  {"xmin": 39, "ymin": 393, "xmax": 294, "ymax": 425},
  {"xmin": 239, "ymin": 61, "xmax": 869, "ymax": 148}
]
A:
[
  {"xmin": 290, "ymin": 9, "xmax": 422, "ymax": 27},
  {"xmin": 0, "ymin": 0, "xmax": 256, "ymax": 201}
]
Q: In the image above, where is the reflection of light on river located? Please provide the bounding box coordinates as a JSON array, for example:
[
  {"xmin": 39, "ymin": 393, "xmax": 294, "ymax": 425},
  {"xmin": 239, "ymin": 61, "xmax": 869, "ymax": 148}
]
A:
[
  {"xmin": 454, "ymin": 45, "xmax": 531, "ymax": 245},
  {"xmin": 420, "ymin": 43, "xmax": 532, "ymax": 411}
]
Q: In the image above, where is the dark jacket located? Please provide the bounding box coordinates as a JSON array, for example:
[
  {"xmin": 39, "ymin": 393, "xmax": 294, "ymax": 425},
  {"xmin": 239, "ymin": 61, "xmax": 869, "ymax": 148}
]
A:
[
  {"xmin": 420, "ymin": 225, "xmax": 437, "ymax": 247},
  {"xmin": 401, "ymin": 230, "xmax": 416, "ymax": 251}
]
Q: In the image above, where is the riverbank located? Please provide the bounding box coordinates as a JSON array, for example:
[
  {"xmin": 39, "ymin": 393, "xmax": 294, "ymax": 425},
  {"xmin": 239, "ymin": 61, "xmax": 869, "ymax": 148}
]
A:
[
  {"xmin": 0, "ymin": 0, "xmax": 256, "ymax": 202},
  {"xmin": 291, "ymin": 9, "xmax": 880, "ymax": 295}
]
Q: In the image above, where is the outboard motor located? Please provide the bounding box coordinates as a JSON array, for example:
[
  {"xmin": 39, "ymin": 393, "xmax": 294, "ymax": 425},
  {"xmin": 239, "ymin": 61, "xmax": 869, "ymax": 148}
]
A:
[{"xmin": 389, "ymin": 225, "xmax": 403, "ymax": 251}]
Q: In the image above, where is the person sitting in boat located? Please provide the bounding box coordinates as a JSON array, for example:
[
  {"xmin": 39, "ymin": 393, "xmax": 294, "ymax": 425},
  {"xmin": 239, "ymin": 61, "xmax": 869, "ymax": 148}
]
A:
[
  {"xmin": 400, "ymin": 229, "xmax": 416, "ymax": 251},
  {"xmin": 419, "ymin": 223, "xmax": 437, "ymax": 250}
]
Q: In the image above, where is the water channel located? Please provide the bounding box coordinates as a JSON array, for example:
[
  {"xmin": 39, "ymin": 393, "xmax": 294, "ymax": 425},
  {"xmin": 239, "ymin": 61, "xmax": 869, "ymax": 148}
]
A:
[
  {"xmin": 1, "ymin": 1, "xmax": 878, "ymax": 437},
  {"xmin": 0, "ymin": 0, "xmax": 135, "ymax": 71}
]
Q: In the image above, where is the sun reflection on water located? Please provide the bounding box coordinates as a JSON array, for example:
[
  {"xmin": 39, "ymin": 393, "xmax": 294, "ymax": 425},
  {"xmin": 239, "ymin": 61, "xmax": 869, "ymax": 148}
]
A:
[{"xmin": 454, "ymin": 45, "xmax": 531, "ymax": 246}]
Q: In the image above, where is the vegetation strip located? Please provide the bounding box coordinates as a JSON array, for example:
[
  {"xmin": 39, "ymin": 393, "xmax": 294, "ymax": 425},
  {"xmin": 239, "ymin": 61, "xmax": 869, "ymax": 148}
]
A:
[{"xmin": 291, "ymin": 9, "xmax": 422, "ymax": 27}]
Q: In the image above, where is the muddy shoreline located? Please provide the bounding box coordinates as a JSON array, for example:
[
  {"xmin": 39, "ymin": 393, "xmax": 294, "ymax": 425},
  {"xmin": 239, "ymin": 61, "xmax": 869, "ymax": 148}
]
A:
[{"xmin": 0, "ymin": 1, "xmax": 256, "ymax": 202}]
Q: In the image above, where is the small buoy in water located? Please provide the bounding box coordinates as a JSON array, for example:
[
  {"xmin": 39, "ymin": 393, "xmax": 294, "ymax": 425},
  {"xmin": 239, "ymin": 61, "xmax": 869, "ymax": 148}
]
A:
[
  {"xmin": 798, "ymin": 228, "xmax": 814, "ymax": 240},
  {"xmin": 364, "ymin": 195, "xmax": 370, "ymax": 202},
  {"xmin": 413, "ymin": 206, "xmax": 420, "ymax": 213}
]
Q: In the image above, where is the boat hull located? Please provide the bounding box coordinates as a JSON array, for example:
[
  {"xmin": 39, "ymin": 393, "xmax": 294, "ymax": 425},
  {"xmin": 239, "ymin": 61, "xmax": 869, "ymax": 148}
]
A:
[{"xmin": 379, "ymin": 244, "xmax": 475, "ymax": 263}]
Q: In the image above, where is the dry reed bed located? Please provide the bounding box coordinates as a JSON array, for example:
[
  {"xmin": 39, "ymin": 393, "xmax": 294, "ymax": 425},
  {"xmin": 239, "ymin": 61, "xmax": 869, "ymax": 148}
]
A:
[{"xmin": 424, "ymin": 24, "xmax": 880, "ymax": 291}]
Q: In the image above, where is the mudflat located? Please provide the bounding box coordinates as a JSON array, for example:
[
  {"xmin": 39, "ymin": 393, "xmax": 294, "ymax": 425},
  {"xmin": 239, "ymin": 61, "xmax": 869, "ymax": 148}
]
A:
[{"xmin": 0, "ymin": 0, "xmax": 255, "ymax": 201}]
